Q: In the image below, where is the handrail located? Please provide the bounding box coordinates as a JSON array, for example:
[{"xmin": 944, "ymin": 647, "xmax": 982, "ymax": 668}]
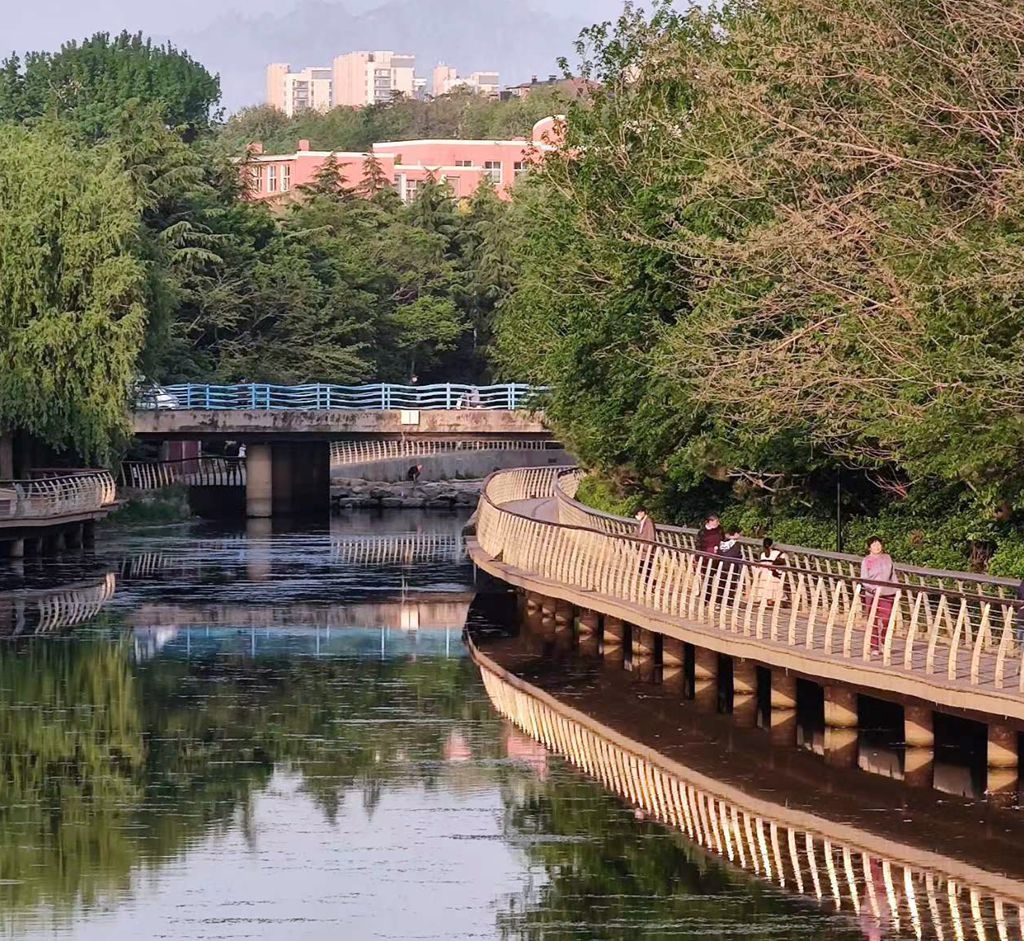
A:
[
  {"xmin": 554, "ymin": 468, "xmax": 1020, "ymax": 597},
  {"xmin": 152, "ymin": 382, "xmax": 546, "ymax": 411},
  {"xmin": 474, "ymin": 467, "xmax": 1024, "ymax": 703},
  {"xmin": 471, "ymin": 639, "xmax": 1024, "ymax": 939},
  {"xmin": 330, "ymin": 438, "xmax": 561, "ymax": 467},
  {"xmin": 119, "ymin": 457, "xmax": 246, "ymax": 490},
  {"xmin": 0, "ymin": 471, "xmax": 117, "ymax": 520}
]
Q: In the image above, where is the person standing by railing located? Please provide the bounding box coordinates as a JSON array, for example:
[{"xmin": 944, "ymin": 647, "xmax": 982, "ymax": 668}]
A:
[
  {"xmin": 754, "ymin": 538, "xmax": 786, "ymax": 607},
  {"xmin": 860, "ymin": 537, "xmax": 898, "ymax": 651}
]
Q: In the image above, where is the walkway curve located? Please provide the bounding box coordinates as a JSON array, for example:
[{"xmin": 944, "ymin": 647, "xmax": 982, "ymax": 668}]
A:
[{"xmin": 468, "ymin": 467, "xmax": 1024, "ymax": 723}]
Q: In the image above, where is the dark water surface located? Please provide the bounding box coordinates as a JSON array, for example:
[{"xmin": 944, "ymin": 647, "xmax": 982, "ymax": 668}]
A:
[{"xmin": 0, "ymin": 513, "xmax": 1007, "ymax": 940}]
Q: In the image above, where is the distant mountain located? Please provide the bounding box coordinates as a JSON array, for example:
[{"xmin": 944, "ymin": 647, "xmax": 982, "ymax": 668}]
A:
[{"xmin": 171, "ymin": 0, "xmax": 629, "ymax": 111}]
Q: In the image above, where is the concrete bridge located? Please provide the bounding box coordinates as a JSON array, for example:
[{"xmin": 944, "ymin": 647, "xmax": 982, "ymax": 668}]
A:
[
  {"xmin": 132, "ymin": 382, "xmax": 550, "ymax": 517},
  {"xmin": 468, "ymin": 466, "xmax": 1024, "ymax": 797}
]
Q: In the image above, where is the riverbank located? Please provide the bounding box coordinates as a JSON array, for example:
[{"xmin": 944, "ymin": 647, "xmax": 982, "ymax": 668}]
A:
[{"xmin": 331, "ymin": 477, "xmax": 481, "ymax": 510}]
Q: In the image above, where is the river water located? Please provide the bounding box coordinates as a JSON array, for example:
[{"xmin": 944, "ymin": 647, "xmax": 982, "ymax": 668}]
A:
[{"xmin": 0, "ymin": 511, "xmax": 1018, "ymax": 940}]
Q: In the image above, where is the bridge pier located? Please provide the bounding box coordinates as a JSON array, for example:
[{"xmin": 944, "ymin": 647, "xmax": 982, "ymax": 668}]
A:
[
  {"xmin": 246, "ymin": 444, "xmax": 273, "ymax": 518},
  {"xmin": 246, "ymin": 442, "xmax": 330, "ymax": 519},
  {"xmin": 630, "ymin": 627, "xmax": 656, "ymax": 682},
  {"xmin": 662, "ymin": 637, "xmax": 685, "ymax": 691}
]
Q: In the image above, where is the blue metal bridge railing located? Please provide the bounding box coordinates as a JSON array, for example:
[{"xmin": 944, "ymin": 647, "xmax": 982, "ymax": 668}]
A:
[{"xmin": 156, "ymin": 383, "xmax": 545, "ymax": 411}]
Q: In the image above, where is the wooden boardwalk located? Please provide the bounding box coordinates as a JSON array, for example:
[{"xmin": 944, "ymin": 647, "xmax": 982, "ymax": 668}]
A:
[{"xmin": 471, "ymin": 468, "xmax": 1024, "ymax": 723}]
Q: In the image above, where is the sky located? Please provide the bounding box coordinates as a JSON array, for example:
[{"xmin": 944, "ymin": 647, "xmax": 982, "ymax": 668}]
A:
[{"xmin": 3, "ymin": 0, "xmax": 637, "ymax": 111}]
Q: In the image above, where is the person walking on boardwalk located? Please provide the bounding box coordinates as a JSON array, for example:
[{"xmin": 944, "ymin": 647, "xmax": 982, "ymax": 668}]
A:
[
  {"xmin": 754, "ymin": 537, "xmax": 786, "ymax": 607},
  {"xmin": 635, "ymin": 508, "xmax": 656, "ymax": 585},
  {"xmin": 717, "ymin": 528, "xmax": 744, "ymax": 603},
  {"xmin": 697, "ymin": 515, "xmax": 723, "ymax": 555},
  {"xmin": 860, "ymin": 537, "xmax": 898, "ymax": 652}
]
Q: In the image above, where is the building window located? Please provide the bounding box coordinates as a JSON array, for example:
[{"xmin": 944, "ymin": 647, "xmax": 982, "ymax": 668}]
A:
[
  {"xmin": 514, "ymin": 161, "xmax": 528, "ymax": 179},
  {"xmin": 404, "ymin": 177, "xmax": 420, "ymax": 201},
  {"xmin": 251, "ymin": 165, "xmax": 263, "ymax": 193},
  {"xmin": 281, "ymin": 164, "xmax": 291, "ymax": 191},
  {"xmin": 483, "ymin": 160, "xmax": 503, "ymax": 184},
  {"xmin": 442, "ymin": 175, "xmax": 460, "ymax": 196},
  {"xmin": 454, "ymin": 159, "xmax": 473, "ymax": 167},
  {"xmin": 267, "ymin": 165, "xmax": 278, "ymax": 192}
]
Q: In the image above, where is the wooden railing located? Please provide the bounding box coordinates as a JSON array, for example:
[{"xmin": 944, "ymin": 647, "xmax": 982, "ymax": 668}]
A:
[
  {"xmin": 119, "ymin": 458, "xmax": 245, "ymax": 490},
  {"xmin": 475, "ymin": 467, "xmax": 1024, "ymax": 701},
  {"xmin": 329, "ymin": 438, "xmax": 559, "ymax": 468},
  {"xmin": 554, "ymin": 468, "xmax": 1019, "ymax": 598},
  {"xmin": 0, "ymin": 471, "xmax": 117, "ymax": 520},
  {"xmin": 473, "ymin": 641, "xmax": 1024, "ymax": 941}
]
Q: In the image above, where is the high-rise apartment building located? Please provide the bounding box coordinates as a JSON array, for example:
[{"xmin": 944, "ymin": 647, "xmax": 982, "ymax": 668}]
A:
[
  {"xmin": 266, "ymin": 64, "xmax": 333, "ymax": 117},
  {"xmin": 332, "ymin": 51, "xmax": 416, "ymax": 107},
  {"xmin": 431, "ymin": 63, "xmax": 500, "ymax": 98}
]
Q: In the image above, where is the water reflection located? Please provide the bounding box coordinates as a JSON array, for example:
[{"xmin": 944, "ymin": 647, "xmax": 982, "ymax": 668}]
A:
[
  {"xmin": 0, "ymin": 514, "xmax": 1010, "ymax": 940},
  {"xmin": 472, "ymin": 625, "xmax": 1024, "ymax": 941}
]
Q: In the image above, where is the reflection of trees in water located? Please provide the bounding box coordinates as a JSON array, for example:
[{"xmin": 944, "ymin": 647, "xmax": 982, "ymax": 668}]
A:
[
  {"xmin": 0, "ymin": 642, "xmax": 509, "ymax": 926},
  {"xmin": 497, "ymin": 781, "xmax": 865, "ymax": 941}
]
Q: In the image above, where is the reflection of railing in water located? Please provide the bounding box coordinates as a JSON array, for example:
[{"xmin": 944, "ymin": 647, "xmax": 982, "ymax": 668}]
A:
[
  {"xmin": 473, "ymin": 642, "xmax": 1024, "ymax": 941},
  {"xmin": 0, "ymin": 574, "xmax": 117, "ymax": 634},
  {"xmin": 476, "ymin": 467, "xmax": 1024, "ymax": 713},
  {"xmin": 331, "ymin": 533, "xmax": 466, "ymax": 566}
]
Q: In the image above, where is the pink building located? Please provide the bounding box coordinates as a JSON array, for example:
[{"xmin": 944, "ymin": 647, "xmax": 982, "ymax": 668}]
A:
[{"xmin": 245, "ymin": 116, "xmax": 564, "ymax": 203}]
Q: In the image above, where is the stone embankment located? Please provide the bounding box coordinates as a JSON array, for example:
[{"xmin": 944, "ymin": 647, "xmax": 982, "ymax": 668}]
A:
[{"xmin": 331, "ymin": 477, "xmax": 481, "ymax": 510}]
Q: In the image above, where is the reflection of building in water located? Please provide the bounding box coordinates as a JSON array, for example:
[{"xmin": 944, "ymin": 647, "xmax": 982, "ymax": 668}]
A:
[
  {"xmin": 132, "ymin": 626, "xmax": 181, "ymax": 661},
  {"xmin": 0, "ymin": 574, "xmax": 116, "ymax": 635},
  {"xmin": 473, "ymin": 643, "xmax": 1024, "ymax": 941}
]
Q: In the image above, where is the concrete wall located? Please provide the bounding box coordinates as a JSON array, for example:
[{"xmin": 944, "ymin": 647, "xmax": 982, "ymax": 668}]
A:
[{"xmin": 334, "ymin": 448, "xmax": 572, "ymax": 482}]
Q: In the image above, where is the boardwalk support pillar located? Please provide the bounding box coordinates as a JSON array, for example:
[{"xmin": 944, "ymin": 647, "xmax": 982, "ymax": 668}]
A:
[
  {"xmin": 733, "ymin": 658, "xmax": 758, "ymax": 728},
  {"xmin": 770, "ymin": 671, "xmax": 798, "ymax": 745},
  {"xmin": 603, "ymin": 616, "xmax": 625, "ymax": 663},
  {"xmin": 662, "ymin": 637, "xmax": 685, "ymax": 691},
  {"xmin": 693, "ymin": 646, "xmax": 718, "ymax": 712},
  {"xmin": 630, "ymin": 626, "xmax": 655, "ymax": 682},
  {"xmin": 577, "ymin": 609, "xmax": 599, "ymax": 657},
  {"xmin": 824, "ymin": 686, "xmax": 859, "ymax": 769},
  {"xmin": 904, "ymin": 705, "xmax": 934, "ymax": 787},
  {"xmin": 987, "ymin": 723, "xmax": 1019, "ymax": 795}
]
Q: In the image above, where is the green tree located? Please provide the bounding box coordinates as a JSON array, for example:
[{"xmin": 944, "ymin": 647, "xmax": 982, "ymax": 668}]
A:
[
  {"xmin": 0, "ymin": 122, "xmax": 148, "ymax": 460},
  {"xmin": 0, "ymin": 31, "xmax": 220, "ymax": 140}
]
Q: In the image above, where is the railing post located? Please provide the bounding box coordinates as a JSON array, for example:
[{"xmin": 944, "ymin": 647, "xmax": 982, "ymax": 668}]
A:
[
  {"xmin": 381, "ymin": 384, "xmax": 388, "ymax": 410},
  {"xmin": 250, "ymin": 383, "xmax": 257, "ymax": 410},
  {"xmin": 204, "ymin": 385, "xmax": 211, "ymax": 409},
  {"xmin": 507, "ymin": 385, "xmax": 515, "ymax": 410},
  {"xmin": 446, "ymin": 383, "xmax": 452, "ymax": 409},
  {"xmin": 326, "ymin": 385, "xmax": 332, "ymax": 410}
]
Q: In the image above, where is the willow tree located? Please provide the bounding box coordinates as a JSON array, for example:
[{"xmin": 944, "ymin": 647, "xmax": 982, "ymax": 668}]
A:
[{"xmin": 0, "ymin": 123, "xmax": 148, "ymax": 460}]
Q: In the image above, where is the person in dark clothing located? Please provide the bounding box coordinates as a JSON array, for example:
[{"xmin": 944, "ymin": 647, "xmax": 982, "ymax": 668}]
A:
[
  {"xmin": 635, "ymin": 508, "xmax": 656, "ymax": 585},
  {"xmin": 716, "ymin": 528, "xmax": 744, "ymax": 604},
  {"xmin": 406, "ymin": 463, "xmax": 424, "ymax": 483},
  {"xmin": 697, "ymin": 515, "xmax": 723, "ymax": 555}
]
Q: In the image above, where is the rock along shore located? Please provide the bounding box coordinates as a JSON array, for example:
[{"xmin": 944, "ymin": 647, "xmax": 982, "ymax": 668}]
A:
[{"xmin": 331, "ymin": 477, "xmax": 481, "ymax": 510}]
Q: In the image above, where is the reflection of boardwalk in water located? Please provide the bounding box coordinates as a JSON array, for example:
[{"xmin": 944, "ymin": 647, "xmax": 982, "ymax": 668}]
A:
[
  {"xmin": 471, "ymin": 639, "xmax": 1024, "ymax": 941},
  {"xmin": 0, "ymin": 574, "xmax": 117, "ymax": 634},
  {"xmin": 330, "ymin": 533, "xmax": 465, "ymax": 567},
  {"xmin": 127, "ymin": 596, "xmax": 474, "ymax": 631}
]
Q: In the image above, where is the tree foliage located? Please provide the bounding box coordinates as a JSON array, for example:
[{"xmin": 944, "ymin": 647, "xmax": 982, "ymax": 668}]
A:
[
  {"xmin": 0, "ymin": 32, "xmax": 220, "ymax": 140},
  {"xmin": 0, "ymin": 123, "xmax": 148, "ymax": 460},
  {"xmin": 496, "ymin": 0, "xmax": 1024, "ymax": 569}
]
